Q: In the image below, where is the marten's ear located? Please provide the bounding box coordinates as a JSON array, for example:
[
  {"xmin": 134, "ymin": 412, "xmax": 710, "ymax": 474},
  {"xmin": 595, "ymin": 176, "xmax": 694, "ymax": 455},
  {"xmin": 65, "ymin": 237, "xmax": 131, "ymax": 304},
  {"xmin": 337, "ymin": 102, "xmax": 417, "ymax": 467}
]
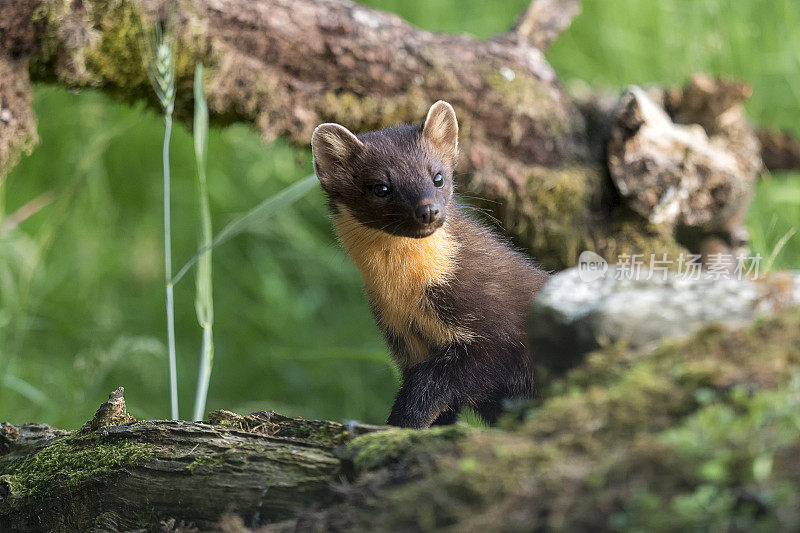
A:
[
  {"xmin": 422, "ymin": 101, "xmax": 458, "ymax": 162},
  {"xmin": 311, "ymin": 123, "xmax": 364, "ymax": 188}
]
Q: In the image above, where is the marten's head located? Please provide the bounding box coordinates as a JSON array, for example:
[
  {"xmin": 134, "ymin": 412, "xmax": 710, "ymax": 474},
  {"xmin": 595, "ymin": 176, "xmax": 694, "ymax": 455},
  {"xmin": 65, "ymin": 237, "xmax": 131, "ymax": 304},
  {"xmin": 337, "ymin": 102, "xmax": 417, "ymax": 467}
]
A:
[{"xmin": 311, "ymin": 101, "xmax": 458, "ymax": 239}]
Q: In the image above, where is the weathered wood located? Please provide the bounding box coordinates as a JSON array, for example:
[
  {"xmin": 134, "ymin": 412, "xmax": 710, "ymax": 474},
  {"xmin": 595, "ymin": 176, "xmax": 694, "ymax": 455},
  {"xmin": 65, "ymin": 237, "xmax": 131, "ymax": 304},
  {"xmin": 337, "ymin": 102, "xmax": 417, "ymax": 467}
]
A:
[
  {"xmin": 758, "ymin": 128, "xmax": 800, "ymax": 172},
  {"xmin": 0, "ymin": 390, "xmax": 384, "ymax": 532},
  {"xmin": 607, "ymin": 84, "xmax": 758, "ymax": 239}
]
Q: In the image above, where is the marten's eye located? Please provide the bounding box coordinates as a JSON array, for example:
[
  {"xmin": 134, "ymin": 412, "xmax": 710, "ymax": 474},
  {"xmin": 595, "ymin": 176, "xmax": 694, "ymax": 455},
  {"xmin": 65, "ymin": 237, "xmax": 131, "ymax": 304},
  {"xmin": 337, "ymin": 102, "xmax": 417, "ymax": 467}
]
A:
[
  {"xmin": 373, "ymin": 183, "xmax": 391, "ymax": 198},
  {"xmin": 433, "ymin": 172, "xmax": 444, "ymax": 188}
]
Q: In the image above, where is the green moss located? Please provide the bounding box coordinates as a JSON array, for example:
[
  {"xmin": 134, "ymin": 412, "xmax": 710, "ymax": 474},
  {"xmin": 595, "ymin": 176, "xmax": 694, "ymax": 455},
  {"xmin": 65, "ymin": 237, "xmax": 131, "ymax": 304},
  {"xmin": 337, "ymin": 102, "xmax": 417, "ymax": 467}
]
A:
[
  {"xmin": 484, "ymin": 66, "xmax": 582, "ymax": 138},
  {"xmin": 272, "ymin": 419, "xmax": 349, "ymax": 447},
  {"xmin": 516, "ymin": 310, "xmax": 800, "ymax": 528},
  {"xmin": 598, "ymin": 214, "xmax": 690, "ymax": 267},
  {"xmin": 487, "ymin": 164, "xmax": 692, "ymax": 271},
  {"xmin": 495, "ymin": 164, "xmax": 597, "ymax": 269},
  {"xmin": 132, "ymin": 505, "xmax": 161, "ymax": 531},
  {"xmin": 515, "ymin": 167, "xmax": 691, "ymax": 270},
  {"xmin": 83, "ymin": 0, "xmax": 150, "ymax": 88},
  {"xmin": 186, "ymin": 454, "xmax": 224, "ymax": 474},
  {"xmin": 29, "ymin": 1, "xmax": 68, "ymax": 69},
  {"xmin": 611, "ymin": 383, "xmax": 800, "ymax": 531},
  {"xmin": 208, "ymin": 409, "xmax": 244, "ymax": 427},
  {"xmin": 207, "ymin": 410, "xmax": 350, "ymax": 447},
  {"xmin": 0, "ymin": 436, "xmax": 156, "ymax": 498},
  {"xmin": 319, "ymin": 89, "xmax": 429, "ymax": 133},
  {"xmin": 316, "ymin": 311, "xmax": 800, "ymax": 531},
  {"xmin": 348, "ymin": 425, "xmax": 468, "ymax": 471},
  {"xmin": 32, "ymin": 0, "xmax": 206, "ymax": 91}
]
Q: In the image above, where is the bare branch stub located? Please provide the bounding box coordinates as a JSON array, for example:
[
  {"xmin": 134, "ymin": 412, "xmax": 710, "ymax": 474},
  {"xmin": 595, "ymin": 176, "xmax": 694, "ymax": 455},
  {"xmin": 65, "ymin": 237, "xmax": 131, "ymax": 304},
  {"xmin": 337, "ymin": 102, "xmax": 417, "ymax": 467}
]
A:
[
  {"xmin": 507, "ymin": 0, "xmax": 582, "ymax": 50},
  {"xmin": 82, "ymin": 387, "xmax": 135, "ymax": 431}
]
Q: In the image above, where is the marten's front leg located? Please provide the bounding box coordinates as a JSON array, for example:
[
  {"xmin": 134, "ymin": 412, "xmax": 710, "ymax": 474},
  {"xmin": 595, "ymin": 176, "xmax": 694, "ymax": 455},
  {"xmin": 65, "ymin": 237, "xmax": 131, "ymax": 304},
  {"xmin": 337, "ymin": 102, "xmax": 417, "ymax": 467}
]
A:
[
  {"xmin": 431, "ymin": 406, "xmax": 460, "ymax": 426},
  {"xmin": 386, "ymin": 344, "xmax": 489, "ymax": 429}
]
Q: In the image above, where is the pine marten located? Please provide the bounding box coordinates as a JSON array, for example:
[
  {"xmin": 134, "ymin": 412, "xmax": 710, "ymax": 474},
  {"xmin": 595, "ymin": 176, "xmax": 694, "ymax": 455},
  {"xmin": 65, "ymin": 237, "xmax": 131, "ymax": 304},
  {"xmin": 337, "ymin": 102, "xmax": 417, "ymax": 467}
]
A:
[{"xmin": 311, "ymin": 101, "xmax": 550, "ymax": 428}]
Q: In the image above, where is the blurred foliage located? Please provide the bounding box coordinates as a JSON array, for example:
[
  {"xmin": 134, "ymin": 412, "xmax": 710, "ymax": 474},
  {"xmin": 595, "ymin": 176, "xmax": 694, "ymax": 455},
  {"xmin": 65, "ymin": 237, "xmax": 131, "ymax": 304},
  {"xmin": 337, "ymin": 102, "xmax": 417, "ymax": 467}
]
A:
[
  {"xmin": 1, "ymin": 89, "xmax": 392, "ymax": 426},
  {"xmin": 1, "ymin": 0, "xmax": 799, "ymax": 428},
  {"xmin": 548, "ymin": 0, "xmax": 800, "ymax": 137}
]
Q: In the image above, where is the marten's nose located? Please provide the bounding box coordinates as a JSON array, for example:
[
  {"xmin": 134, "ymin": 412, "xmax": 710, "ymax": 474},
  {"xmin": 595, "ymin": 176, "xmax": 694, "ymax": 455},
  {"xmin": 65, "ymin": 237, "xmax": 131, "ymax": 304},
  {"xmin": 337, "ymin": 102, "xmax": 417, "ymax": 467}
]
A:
[{"xmin": 414, "ymin": 203, "xmax": 441, "ymax": 224}]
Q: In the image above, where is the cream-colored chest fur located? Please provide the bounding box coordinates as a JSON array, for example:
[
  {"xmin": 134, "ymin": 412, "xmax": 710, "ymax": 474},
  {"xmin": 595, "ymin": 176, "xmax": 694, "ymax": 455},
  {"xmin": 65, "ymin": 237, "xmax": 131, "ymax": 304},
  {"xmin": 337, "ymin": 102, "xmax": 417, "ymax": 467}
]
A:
[{"xmin": 333, "ymin": 207, "xmax": 474, "ymax": 368}]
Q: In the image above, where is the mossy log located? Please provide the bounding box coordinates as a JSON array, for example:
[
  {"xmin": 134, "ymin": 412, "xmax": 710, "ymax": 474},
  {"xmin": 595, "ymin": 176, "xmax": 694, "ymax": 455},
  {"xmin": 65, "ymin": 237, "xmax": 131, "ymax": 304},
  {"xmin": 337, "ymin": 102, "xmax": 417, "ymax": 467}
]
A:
[
  {"xmin": 0, "ymin": 0, "xmax": 773, "ymax": 268},
  {"xmin": 3, "ymin": 311, "xmax": 800, "ymax": 531},
  {"xmin": 0, "ymin": 389, "xmax": 388, "ymax": 531}
]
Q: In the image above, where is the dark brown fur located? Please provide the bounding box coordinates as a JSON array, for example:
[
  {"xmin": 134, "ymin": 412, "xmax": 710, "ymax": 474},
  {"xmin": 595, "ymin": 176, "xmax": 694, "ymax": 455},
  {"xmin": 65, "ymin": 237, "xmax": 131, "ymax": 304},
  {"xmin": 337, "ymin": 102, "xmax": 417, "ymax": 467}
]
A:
[{"xmin": 311, "ymin": 102, "xmax": 549, "ymax": 428}]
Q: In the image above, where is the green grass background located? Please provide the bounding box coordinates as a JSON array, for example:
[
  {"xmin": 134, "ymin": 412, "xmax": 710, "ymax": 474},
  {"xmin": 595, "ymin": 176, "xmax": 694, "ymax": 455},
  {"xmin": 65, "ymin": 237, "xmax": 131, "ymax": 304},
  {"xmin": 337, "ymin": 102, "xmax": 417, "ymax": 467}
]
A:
[{"xmin": 2, "ymin": 0, "xmax": 799, "ymax": 428}]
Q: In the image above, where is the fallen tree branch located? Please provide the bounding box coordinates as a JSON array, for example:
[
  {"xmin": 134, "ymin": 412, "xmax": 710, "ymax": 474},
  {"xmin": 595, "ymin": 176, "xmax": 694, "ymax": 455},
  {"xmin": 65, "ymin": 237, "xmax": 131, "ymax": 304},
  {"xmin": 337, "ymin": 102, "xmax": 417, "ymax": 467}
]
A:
[
  {"xmin": 0, "ymin": 0, "xmax": 767, "ymax": 268},
  {"xmin": 0, "ymin": 389, "xmax": 385, "ymax": 531}
]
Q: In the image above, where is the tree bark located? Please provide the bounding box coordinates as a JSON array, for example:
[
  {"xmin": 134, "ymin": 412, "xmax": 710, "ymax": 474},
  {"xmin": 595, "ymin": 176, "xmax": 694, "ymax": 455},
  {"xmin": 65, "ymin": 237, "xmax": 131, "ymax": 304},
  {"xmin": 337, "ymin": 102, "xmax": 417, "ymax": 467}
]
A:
[
  {"xmin": 0, "ymin": 0, "xmax": 767, "ymax": 268},
  {"xmin": 0, "ymin": 389, "xmax": 385, "ymax": 531}
]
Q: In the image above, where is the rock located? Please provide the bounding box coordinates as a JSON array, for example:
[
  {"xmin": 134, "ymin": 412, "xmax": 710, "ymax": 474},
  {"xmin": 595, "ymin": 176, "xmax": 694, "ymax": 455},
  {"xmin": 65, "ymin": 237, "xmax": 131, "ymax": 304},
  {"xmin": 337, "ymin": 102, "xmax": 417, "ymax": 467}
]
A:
[{"xmin": 528, "ymin": 265, "xmax": 800, "ymax": 375}]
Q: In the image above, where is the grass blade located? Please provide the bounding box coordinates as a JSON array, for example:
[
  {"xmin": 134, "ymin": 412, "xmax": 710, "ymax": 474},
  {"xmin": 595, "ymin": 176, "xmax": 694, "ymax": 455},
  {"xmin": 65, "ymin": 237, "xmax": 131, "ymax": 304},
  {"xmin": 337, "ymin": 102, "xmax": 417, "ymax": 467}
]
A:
[
  {"xmin": 192, "ymin": 63, "xmax": 214, "ymax": 421},
  {"xmin": 163, "ymin": 114, "xmax": 179, "ymax": 421},
  {"xmin": 3, "ymin": 374, "xmax": 48, "ymax": 405},
  {"xmin": 172, "ymin": 173, "xmax": 317, "ymax": 286},
  {"xmin": 145, "ymin": 16, "xmax": 179, "ymax": 420},
  {"xmin": 765, "ymin": 227, "xmax": 797, "ymax": 272}
]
